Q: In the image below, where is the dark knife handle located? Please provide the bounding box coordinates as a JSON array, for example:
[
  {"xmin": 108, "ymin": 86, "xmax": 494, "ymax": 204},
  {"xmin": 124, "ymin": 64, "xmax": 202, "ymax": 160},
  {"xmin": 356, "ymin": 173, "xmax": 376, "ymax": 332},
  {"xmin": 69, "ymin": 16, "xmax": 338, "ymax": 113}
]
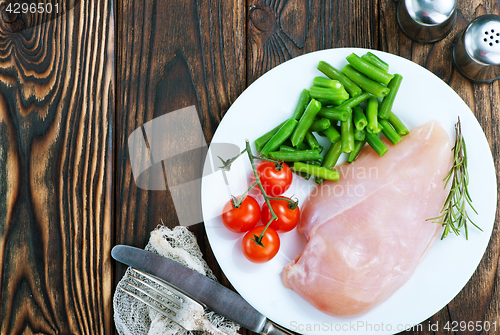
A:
[{"xmin": 261, "ymin": 320, "xmax": 298, "ymax": 335}]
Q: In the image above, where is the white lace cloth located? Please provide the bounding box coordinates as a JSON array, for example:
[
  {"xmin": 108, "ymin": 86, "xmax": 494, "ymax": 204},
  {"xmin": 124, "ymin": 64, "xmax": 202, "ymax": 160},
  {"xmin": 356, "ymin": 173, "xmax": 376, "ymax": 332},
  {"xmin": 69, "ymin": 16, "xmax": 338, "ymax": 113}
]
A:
[{"xmin": 113, "ymin": 225, "xmax": 241, "ymax": 335}]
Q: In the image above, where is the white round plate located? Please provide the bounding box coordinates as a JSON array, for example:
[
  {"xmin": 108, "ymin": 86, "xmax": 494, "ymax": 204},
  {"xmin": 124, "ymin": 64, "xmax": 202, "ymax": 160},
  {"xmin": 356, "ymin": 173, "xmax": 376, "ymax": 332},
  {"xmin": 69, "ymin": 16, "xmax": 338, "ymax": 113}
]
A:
[{"xmin": 201, "ymin": 48, "xmax": 497, "ymax": 335}]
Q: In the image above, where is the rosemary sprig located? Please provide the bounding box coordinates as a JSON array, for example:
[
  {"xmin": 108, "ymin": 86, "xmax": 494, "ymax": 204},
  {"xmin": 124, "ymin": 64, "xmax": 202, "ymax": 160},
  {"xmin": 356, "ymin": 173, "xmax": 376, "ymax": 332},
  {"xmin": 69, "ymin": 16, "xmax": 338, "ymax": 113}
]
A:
[{"xmin": 428, "ymin": 117, "xmax": 481, "ymax": 239}]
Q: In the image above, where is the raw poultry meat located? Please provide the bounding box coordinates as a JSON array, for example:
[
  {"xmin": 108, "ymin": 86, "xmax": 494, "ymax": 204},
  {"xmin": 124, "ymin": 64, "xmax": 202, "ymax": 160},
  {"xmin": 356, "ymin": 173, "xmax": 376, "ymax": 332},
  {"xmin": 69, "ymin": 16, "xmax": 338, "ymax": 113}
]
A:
[{"xmin": 282, "ymin": 121, "xmax": 452, "ymax": 317}]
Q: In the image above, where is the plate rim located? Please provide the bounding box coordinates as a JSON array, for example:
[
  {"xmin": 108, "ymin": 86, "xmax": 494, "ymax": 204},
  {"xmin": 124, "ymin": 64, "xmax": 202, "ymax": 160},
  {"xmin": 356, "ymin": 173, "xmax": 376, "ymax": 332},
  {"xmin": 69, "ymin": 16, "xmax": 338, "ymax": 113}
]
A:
[{"xmin": 201, "ymin": 47, "xmax": 498, "ymax": 335}]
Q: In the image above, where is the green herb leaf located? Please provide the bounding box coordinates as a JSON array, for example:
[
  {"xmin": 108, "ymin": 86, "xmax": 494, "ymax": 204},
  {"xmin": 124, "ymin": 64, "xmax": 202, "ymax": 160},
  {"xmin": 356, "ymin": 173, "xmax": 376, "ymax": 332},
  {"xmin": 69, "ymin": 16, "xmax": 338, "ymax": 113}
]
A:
[{"xmin": 427, "ymin": 117, "xmax": 481, "ymax": 239}]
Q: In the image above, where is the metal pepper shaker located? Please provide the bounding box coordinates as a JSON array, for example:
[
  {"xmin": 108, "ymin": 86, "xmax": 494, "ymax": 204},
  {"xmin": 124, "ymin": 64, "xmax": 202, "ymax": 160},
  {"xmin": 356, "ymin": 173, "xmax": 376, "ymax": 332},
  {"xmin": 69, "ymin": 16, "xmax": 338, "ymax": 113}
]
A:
[
  {"xmin": 452, "ymin": 14, "xmax": 500, "ymax": 83},
  {"xmin": 397, "ymin": 0, "xmax": 457, "ymax": 43}
]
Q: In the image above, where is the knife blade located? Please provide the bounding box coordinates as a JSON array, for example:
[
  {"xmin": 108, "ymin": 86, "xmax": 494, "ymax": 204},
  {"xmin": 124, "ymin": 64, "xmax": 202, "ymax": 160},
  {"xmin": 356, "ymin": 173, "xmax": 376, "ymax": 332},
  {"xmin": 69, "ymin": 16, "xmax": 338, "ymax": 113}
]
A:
[{"xmin": 112, "ymin": 245, "xmax": 294, "ymax": 335}]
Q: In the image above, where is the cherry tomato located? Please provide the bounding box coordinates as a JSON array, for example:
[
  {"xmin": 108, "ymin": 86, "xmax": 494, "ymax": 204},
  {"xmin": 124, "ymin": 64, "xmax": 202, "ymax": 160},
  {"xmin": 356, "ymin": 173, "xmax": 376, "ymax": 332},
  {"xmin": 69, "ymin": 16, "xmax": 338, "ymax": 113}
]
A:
[
  {"xmin": 242, "ymin": 226, "xmax": 280, "ymax": 263},
  {"xmin": 261, "ymin": 197, "xmax": 300, "ymax": 233},
  {"xmin": 253, "ymin": 161, "xmax": 293, "ymax": 197},
  {"xmin": 221, "ymin": 195, "xmax": 260, "ymax": 233}
]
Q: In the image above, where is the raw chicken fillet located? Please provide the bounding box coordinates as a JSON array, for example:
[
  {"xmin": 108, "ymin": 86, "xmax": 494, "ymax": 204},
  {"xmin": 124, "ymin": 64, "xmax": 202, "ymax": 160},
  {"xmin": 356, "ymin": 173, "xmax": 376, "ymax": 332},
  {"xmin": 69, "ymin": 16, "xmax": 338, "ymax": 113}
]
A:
[{"xmin": 282, "ymin": 121, "xmax": 452, "ymax": 317}]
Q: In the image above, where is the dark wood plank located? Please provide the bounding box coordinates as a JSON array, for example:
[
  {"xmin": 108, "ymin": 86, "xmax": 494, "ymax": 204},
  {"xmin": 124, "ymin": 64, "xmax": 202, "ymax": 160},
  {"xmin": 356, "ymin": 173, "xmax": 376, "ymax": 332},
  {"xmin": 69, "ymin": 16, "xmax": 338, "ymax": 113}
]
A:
[
  {"xmin": 242, "ymin": 1, "xmax": 376, "ymax": 334},
  {"xmin": 115, "ymin": 0, "xmax": 246, "ymax": 292},
  {"xmin": 245, "ymin": 1, "xmax": 500, "ymax": 334},
  {"xmin": 379, "ymin": 1, "xmax": 500, "ymax": 334},
  {"xmin": 247, "ymin": 0, "xmax": 379, "ymax": 84},
  {"xmin": 114, "ymin": 0, "xmax": 499, "ymax": 334},
  {"xmin": 0, "ymin": 0, "xmax": 114, "ymax": 334}
]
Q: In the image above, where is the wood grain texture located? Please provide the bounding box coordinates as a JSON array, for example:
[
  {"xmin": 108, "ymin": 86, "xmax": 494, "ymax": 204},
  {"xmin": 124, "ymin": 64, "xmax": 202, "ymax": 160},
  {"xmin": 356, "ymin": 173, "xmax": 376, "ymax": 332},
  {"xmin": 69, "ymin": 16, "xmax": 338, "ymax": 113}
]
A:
[
  {"xmin": 379, "ymin": 1, "xmax": 500, "ymax": 334},
  {"xmin": 0, "ymin": 0, "xmax": 114, "ymax": 334},
  {"xmin": 247, "ymin": 0, "xmax": 379, "ymax": 84},
  {"xmin": 1, "ymin": 0, "xmax": 497, "ymax": 334},
  {"xmin": 116, "ymin": 0, "xmax": 498, "ymax": 335},
  {"xmin": 244, "ymin": 1, "xmax": 499, "ymax": 334},
  {"xmin": 114, "ymin": 0, "xmax": 246, "ymax": 288}
]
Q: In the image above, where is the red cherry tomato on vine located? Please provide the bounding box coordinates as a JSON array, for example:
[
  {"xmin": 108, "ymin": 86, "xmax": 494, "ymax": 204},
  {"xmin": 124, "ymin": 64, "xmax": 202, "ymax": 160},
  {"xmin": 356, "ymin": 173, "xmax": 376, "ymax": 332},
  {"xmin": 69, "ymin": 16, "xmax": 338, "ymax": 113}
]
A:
[
  {"xmin": 221, "ymin": 195, "xmax": 260, "ymax": 233},
  {"xmin": 261, "ymin": 197, "xmax": 300, "ymax": 233},
  {"xmin": 253, "ymin": 161, "xmax": 293, "ymax": 197},
  {"xmin": 242, "ymin": 226, "xmax": 280, "ymax": 263}
]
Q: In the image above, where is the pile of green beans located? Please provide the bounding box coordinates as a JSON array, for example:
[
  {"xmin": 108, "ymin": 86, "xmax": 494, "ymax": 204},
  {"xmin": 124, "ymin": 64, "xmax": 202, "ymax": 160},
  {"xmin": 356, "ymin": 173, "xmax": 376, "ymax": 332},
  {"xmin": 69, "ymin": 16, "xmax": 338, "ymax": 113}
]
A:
[{"xmin": 253, "ymin": 52, "xmax": 409, "ymax": 183}]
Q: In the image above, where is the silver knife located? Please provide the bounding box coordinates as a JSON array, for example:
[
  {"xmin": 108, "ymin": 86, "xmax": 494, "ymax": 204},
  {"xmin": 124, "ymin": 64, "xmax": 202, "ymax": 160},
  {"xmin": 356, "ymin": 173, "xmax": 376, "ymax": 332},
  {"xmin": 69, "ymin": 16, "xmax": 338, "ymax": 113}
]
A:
[{"xmin": 112, "ymin": 245, "xmax": 295, "ymax": 335}]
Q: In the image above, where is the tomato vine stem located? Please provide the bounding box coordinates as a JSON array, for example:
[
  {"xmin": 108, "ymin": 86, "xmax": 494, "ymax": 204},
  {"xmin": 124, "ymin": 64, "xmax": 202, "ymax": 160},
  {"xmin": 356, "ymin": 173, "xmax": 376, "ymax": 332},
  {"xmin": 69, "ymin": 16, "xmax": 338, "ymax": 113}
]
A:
[
  {"xmin": 231, "ymin": 182, "xmax": 258, "ymax": 208},
  {"xmin": 220, "ymin": 140, "xmax": 298, "ymax": 246}
]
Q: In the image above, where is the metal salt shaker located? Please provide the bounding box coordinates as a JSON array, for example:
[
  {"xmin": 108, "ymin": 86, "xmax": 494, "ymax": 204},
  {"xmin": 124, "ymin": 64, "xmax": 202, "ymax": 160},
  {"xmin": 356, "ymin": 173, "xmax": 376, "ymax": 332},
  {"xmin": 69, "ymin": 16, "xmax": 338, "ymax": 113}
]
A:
[
  {"xmin": 452, "ymin": 15, "xmax": 500, "ymax": 83},
  {"xmin": 397, "ymin": 0, "xmax": 457, "ymax": 43}
]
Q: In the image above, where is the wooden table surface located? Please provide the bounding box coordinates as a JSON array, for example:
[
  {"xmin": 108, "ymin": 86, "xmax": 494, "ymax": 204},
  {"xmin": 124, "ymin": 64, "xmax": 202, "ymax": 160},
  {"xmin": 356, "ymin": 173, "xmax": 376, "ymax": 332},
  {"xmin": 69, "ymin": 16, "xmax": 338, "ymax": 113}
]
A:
[{"xmin": 0, "ymin": 0, "xmax": 499, "ymax": 334}]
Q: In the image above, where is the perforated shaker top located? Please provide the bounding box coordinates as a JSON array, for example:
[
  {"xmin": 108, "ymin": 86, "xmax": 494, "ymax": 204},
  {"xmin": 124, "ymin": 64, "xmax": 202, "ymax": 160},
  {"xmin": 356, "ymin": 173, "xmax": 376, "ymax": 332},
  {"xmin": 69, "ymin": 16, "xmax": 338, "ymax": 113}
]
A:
[{"xmin": 464, "ymin": 15, "xmax": 500, "ymax": 65}]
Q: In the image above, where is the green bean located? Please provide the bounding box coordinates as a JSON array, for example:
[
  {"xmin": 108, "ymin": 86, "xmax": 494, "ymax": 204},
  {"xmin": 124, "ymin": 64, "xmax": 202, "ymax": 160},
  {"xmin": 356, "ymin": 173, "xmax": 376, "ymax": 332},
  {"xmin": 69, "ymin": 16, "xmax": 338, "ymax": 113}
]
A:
[
  {"xmin": 269, "ymin": 150, "xmax": 323, "ymax": 162},
  {"xmin": 309, "ymin": 118, "xmax": 331, "ymax": 132},
  {"xmin": 283, "ymin": 139, "xmax": 309, "ymax": 150},
  {"xmin": 317, "ymin": 61, "xmax": 362, "ymax": 97},
  {"xmin": 341, "ymin": 108, "xmax": 355, "ymax": 153},
  {"xmin": 379, "ymin": 119, "xmax": 402, "ymax": 145},
  {"xmin": 297, "ymin": 141, "xmax": 309, "ymax": 150},
  {"xmin": 362, "ymin": 52, "xmax": 389, "ymax": 72},
  {"xmin": 346, "ymin": 53, "xmax": 394, "ymax": 85},
  {"xmin": 365, "ymin": 132, "xmax": 388, "ymax": 157},
  {"xmin": 292, "ymin": 162, "xmax": 340, "ymax": 181},
  {"xmin": 310, "ymin": 85, "xmax": 349, "ymax": 101},
  {"xmin": 254, "ymin": 121, "xmax": 286, "ymax": 152},
  {"xmin": 312, "ymin": 77, "xmax": 342, "ymax": 89},
  {"xmin": 295, "ymin": 160, "xmax": 321, "ymax": 180},
  {"xmin": 387, "ymin": 111, "xmax": 409, "ymax": 136},
  {"xmin": 316, "ymin": 98, "xmax": 345, "ymax": 106},
  {"xmin": 331, "ymin": 91, "xmax": 371, "ymax": 112},
  {"xmin": 316, "ymin": 140, "xmax": 343, "ymax": 184},
  {"xmin": 306, "ymin": 160, "xmax": 322, "ymax": 166},
  {"xmin": 366, "ymin": 96, "xmax": 379, "ymax": 134},
  {"xmin": 353, "ymin": 106, "xmax": 367, "ymax": 131},
  {"xmin": 342, "ymin": 65, "xmax": 390, "ymax": 98},
  {"xmin": 347, "ymin": 140, "xmax": 366, "ymax": 163},
  {"xmin": 305, "ymin": 132, "xmax": 320, "ymax": 151},
  {"xmin": 354, "ymin": 129, "xmax": 366, "ymax": 141},
  {"xmin": 279, "ymin": 145, "xmax": 296, "ymax": 152},
  {"xmin": 322, "ymin": 141, "xmax": 343, "ymax": 169},
  {"xmin": 321, "ymin": 126, "xmax": 341, "ymax": 143},
  {"xmin": 292, "ymin": 89, "xmax": 311, "ymax": 120},
  {"xmin": 318, "ymin": 107, "xmax": 350, "ymax": 121},
  {"xmin": 260, "ymin": 118, "xmax": 298, "ymax": 156},
  {"xmin": 290, "ymin": 99, "xmax": 322, "ymax": 147},
  {"xmin": 378, "ymin": 74, "xmax": 403, "ymax": 119}
]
